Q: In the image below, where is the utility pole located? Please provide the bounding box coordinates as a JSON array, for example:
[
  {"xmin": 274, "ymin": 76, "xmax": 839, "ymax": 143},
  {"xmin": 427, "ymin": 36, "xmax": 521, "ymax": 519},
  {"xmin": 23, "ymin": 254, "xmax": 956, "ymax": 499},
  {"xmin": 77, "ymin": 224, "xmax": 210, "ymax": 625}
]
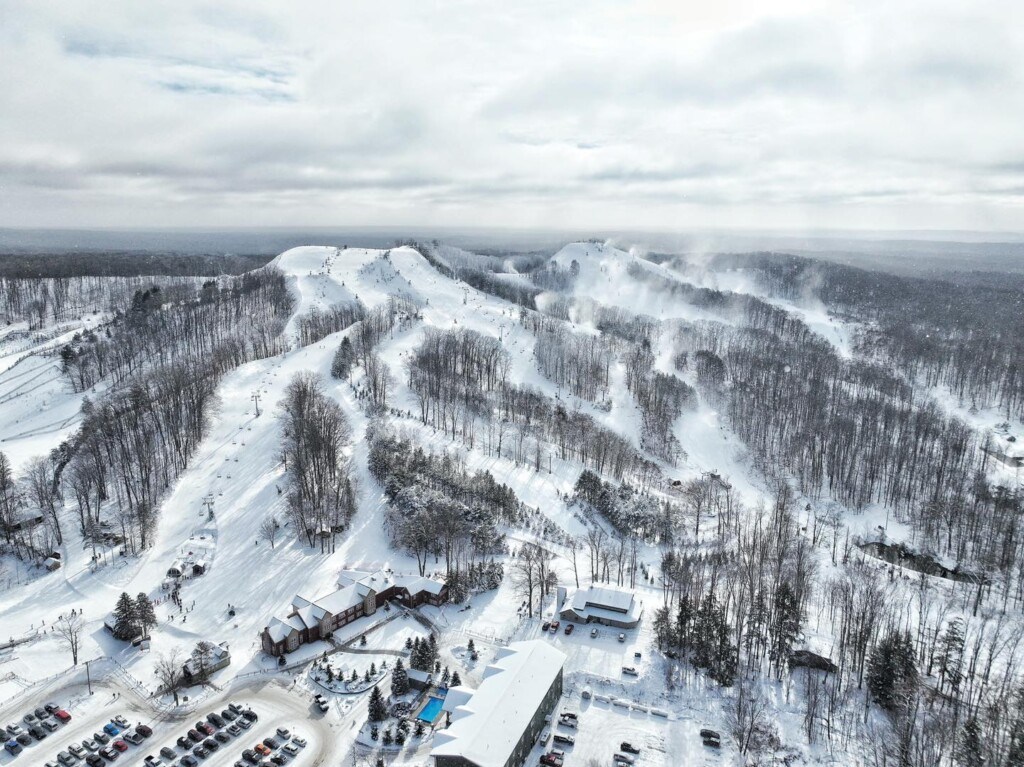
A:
[
  {"xmin": 85, "ymin": 659, "xmax": 92, "ymax": 695},
  {"xmin": 251, "ymin": 392, "xmax": 261, "ymax": 417}
]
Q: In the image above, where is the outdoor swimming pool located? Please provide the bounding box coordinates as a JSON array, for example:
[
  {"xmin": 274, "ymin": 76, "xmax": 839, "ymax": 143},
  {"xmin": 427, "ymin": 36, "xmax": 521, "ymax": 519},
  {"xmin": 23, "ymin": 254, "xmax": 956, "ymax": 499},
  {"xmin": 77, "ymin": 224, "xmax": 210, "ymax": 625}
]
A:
[{"xmin": 417, "ymin": 695, "xmax": 445, "ymax": 723}]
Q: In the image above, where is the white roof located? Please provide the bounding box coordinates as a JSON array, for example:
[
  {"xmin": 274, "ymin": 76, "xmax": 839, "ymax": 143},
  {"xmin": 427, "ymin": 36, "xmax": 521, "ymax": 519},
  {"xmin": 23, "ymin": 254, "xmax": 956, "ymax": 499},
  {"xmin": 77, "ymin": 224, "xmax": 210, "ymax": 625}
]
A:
[
  {"xmin": 571, "ymin": 585, "xmax": 634, "ymax": 612},
  {"xmin": 430, "ymin": 640, "xmax": 565, "ymax": 767}
]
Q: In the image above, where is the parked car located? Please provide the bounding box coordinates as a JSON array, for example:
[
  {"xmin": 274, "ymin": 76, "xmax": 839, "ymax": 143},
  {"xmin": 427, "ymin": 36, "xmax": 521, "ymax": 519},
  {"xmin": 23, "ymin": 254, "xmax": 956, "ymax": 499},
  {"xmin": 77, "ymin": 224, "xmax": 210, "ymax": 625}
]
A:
[
  {"xmin": 590, "ymin": 627, "xmax": 598, "ymax": 638},
  {"xmin": 270, "ymin": 756, "xmax": 287, "ymax": 766},
  {"xmin": 207, "ymin": 713, "xmax": 225, "ymax": 728},
  {"xmin": 187, "ymin": 729, "xmax": 203, "ymax": 743},
  {"xmin": 221, "ymin": 709, "xmax": 237, "ymax": 722},
  {"xmin": 315, "ymin": 697, "xmax": 329, "ymax": 713},
  {"xmin": 560, "ymin": 711, "xmax": 578, "ymax": 720},
  {"xmin": 614, "ymin": 754, "xmax": 636, "ymax": 765},
  {"xmin": 262, "ymin": 737, "xmax": 279, "ymax": 750},
  {"xmin": 275, "ymin": 727, "xmax": 290, "ymax": 741},
  {"xmin": 553, "ymin": 733, "xmax": 575, "ymax": 745},
  {"xmin": 196, "ymin": 722, "xmax": 215, "ymax": 736},
  {"xmin": 55, "ymin": 709, "xmax": 73, "ymax": 723},
  {"xmin": 564, "ymin": 624, "xmax": 574, "ymax": 635},
  {"xmin": 112, "ymin": 740, "xmax": 129, "ymax": 752},
  {"xmin": 84, "ymin": 740, "xmax": 101, "ymax": 752},
  {"xmin": 112, "ymin": 716, "xmax": 130, "ymax": 729},
  {"xmin": 6, "ymin": 723, "xmax": 24, "ymax": 737},
  {"xmin": 203, "ymin": 737, "xmax": 219, "ymax": 751},
  {"xmin": 700, "ymin": 729, "xmax": 720, "ymax": 740},
  {"xmin": 42, "ymin": 718, "xmax": 61, "ymax": 732},
  {"xmin": 180, "ymin": 756, "xmax": 199, "ymax": 767},
  {"xmin": 15, "ymin": 732, "xmax": 31, "ymax": 746},
  {"xmin": 215, "ymin": 731, "xmax": 231, "ymax": 743},
  {"xmin": 58, "ymin": 751, "xmax": 77, "ymax": 765},
  {"xmin": 227, "ymin": 724, "xmax": 242, "ymax": 737},
  {"xmin": 123, "ymin": 731, "xmax": 143, "ymax": 745},
  {"xmin": 557, "ymin": 717, "xmax": 577, "ymax": 729},
  {"xmin": 227, "ymin": 703, "xmax": 244, "ymax": 715},
  {"xmin": 241, "ymin": 710, "xmax": 257, "ymax": 722},
  {"xmin": 283, "ymin": 743, "xmax": 300, "ymax": 755},
  {"xmin": 621, "ymin": 666, "xmax": 638, "ymax": 675},
  {"xmin": 23, "ymin": 713, "xmax": 37, "ymax": 726},
  {"xmin": 236, "ymin": 718, "xmax": 252, "ymax": 730},
  {"xmin": 136, "ymin": 725, "xmax": 153, "ymax": 738},
  {"xmin": 191, "ymin": 744, "xmax": 208, "ymax": 758},
  {"xmin": 291, "ymin": 737, "xmax": 306, "ymax": 748},
  {"xmin": 4, "ymin": 739, "xmax": 22, "ymax": 756},
  {"xmin": 45, "ymin": 703, "xmax": 61, "ymax": 714},
  {"xmin": 142, "ymin": 758, "xmax": 162, "ymax": 767},
  {"xmin": 618, "ymin": 633, "xmax": 625, "ymax": 642},
  {"xmin": 549, "ymin": 621, "xmax": 560, "ymax": 632},
  {"xmin": 241, "ymin": 749, "xmax": 259, "ymax": 764},
  {"xmin": 542, "ymin": 621, "xmax": 550, "ymax": 631},
  {"xmin": 93, "ymin": 732, "xmax": 109, "ymax": 745},
  {"xmin": 254, "ymin": 743, "xmax": 271, "ymax": 756},
  {"xmin": 620, "ymin": 741, "xmax": 640, "ymax": 754},
  {"xmin": 539, "ymin": 754, "xmax": 562, "ymax": 767},
  {"xmin": 177, "ymin": 736, "xmax": 192, "ymax": 749},
  {"xmin": 70, "ymin": 743, "xmax": 87, "ymax": 757},
  {"xmin": 160, "ymin": 747, "xmax": 177, "ymax": 760},
  {"xmin": 103, "ymin": 724, "xmax": 120, "ymax": 737},
  {"xmin": 86, "ymin": 755, "xmax": 104, "ymax": 767},
  {"xmin": 35, "ymin": 707, "xmax": 49, "ymax": 720},
  {"xmin": 98, "ymin": 746, "xmax": 118, "ymax": 761}
]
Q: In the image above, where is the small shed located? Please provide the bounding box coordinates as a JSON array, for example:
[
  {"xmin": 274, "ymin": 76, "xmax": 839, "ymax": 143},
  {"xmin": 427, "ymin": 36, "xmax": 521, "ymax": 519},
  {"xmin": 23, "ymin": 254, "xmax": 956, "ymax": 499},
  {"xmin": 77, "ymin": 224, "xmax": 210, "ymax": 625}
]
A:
[
  {"xmin": 43, "ymin": 557, "xmax": 62, "ymax": 572},
  {"xmin": 407, "ymin": 668, "xmax": 433, "ymax": 691},
  {"xmin": 192, "ymin": 560, "xmax": 207, "ymax": 576},
  {"xmin": 167, "ymin": 559, "xmax": 186, "ymax": 578}
]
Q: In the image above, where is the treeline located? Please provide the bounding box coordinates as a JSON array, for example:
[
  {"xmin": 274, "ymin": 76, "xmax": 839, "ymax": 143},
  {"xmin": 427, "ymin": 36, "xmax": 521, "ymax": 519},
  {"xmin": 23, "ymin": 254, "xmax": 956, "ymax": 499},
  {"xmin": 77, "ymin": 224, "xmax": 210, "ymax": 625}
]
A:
[
  {"xmin": 369, "ymin": 422, "xmax": 514, "ymax": 577},
  {"xmin": 532, "ymin": 325, "xmax": 612, "ymax": 403},
  {"xmin": 720, "ymin": 252, "xmax": 1024, "ymax": 420},
  {"xmin": 0, "ymin": 251, "xmax": 272, "ymax": 279},
  {"xmin": 624, "ymin": 339, "xmax": 694, "ymax": 463},
  {"xmin": 295, "ymin": 303, "xmax": 365, "ymax": 347},
  {"xmin": 279, "ymin": 372, "xmax": 357, "ymax": 551},
  {"xmin": 409, "ymin": 242, "xmax": 541, "ymax": 309},
  {"xmin": 60, "ymin": 269, "xmax": 293, "ymax": 391},
  {"xmin": 404, "ymin": 325, "xmax": 658, "ymax": 486}
]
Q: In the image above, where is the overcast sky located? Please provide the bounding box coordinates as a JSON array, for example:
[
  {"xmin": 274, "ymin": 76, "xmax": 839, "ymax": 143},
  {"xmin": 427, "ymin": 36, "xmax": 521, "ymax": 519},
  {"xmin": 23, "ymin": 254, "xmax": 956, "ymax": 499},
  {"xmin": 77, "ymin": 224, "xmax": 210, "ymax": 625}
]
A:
[{"xmin": 1, "ymin": 0, "xmax": 1022, "ymax": 233}]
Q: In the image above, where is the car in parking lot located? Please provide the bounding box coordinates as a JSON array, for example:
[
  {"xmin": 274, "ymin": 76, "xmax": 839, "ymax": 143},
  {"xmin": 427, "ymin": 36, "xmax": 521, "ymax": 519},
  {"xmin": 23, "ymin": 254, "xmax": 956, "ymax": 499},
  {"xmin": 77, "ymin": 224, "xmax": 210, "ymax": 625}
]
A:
[
  {"xmin": 542, "ymin": 621, "xmax": 550, "ymax": 631},
  {"xmin": 292, "ymin": 736, "xmax": 306, "ymax": 748},
  {"xmin": 55, "ymin": 709, "xmax": 72, "ymax": 723},
  {"xmin": 160, "ymin": 747, "xmax": 177, "ymax": 760},
  {"xmin": 23, "ymin": 713, "xmax": 37, "ymax": 726},
  {"xmin": 620, "ymin": 741, "xmax": 641, "ymax": 754},
  {"xmin": 549, "ymin": 621, "xmax": 560, "ymax": 632},
  {"xmin": 227, "ymin": 724, "xmax": 242, "ymax": 736},
  {"xmin": 70, "ymin": 743, "xmax": 87, "ymax": 757},
  {"xmin": 112, "ymin": 716, "xmax": 130, "ymax": 729},
  {"xmin": 98, "ymin": 746, "xmax": 118, "ymax": 761},
  {"xmin": 45, "ymin": 703, "xmax": 61, "ymax": 714},
  {"xmin": 215, "ymin": 730, "xmax": 231, "ymax": 743},
  {"xmin": 621, "ymin": 665, "xmax": 638, "ymax": 675},
  {"xmin": 6, "ymin": 723, "xmax": 24, "ymax": 737},
  {"xmin": 254, "ymin": 743, "xmax": 271, "ymax": 756},
  {"xmin": 241, "ymin": 710, "xmax": 257, "ymax": 722},
  {"xmin": 93, "ymin": 732, "xmax": 110, "ymax": 745},
  {"xmin": 227, "ymin": 703, "xmax": 243, "ymax": 715},
  {"xmin": 205, "ymin": 737, "xmax": 220, "ymax": 751},
  {"xmin": 124, "ymin": 731, "xmax": 144, "ymax": 745},
  {"xmin": 221, "ymin": 709, "xmax": 237, "ymax": 721},
  {"xmin": 103, "ymin": 723, "xmax": 120, "ymax": 736},
  {"xmin": 283, "ymin": 743, "xmax": 300, "ymax": 755},
  {"xmin": 4, "ymin": 739, "xmax": 22, "ymax": 756},
  {"xmin": 618, "ymin": 632, "xmax": 626, "ymax": 642},
  {"xmin": 208, "ymin": 712, "xmax": 226, "ymax": 728},
  {"xmin": 553, "ymin": 733, "xmax": 575, "ymax": 745},
  {"xmin": 270, "ymin": 754, "xmax": 287, "ymax": 766},
  {"xmin": 236, "ymin": 717, "xmax": 252, "ymax": 730},
  {"xmin": 84, "ymin": 740, "xmax": 101, "ymax": 752},
  {"xmin": 112, "ymin": 739, "xmax": 128, "ymax": 752},
  {"xmin": 86, "ymin": 755, "xmax": 104, "ymax": 767},
  {"xmin": 29, "ymin": 725, "xmax": 47, "ymax": 740},
  {"xmin": 187, "ymin": 729, "xmax": 203, "ymax": 743},
  {"xmin": 241, "ymin": 749, "xmax": 259, "ymax": 764},
  {"xmin": 564, "ymin": 623, "xmax": 574, "ymax": 635},
  {"xmin": 15, "ymin": 732, "xmax": 31, "ymax": 746},
  {"xmin": 263, "ymin": 737, "xmax": 279, "ymax": 750},
  {"xmin": 275, "ymin": 727, "xmax": 290, "ymax": 740},
  {"xmin": 197, "ymin": 722, "xmax": 215, "ymax": 736},
  {"xmin": 180, "ymin": 756, "xmax": 199, "ymax": 767},
  {"xmin": 192, "ymin": 744, "xmax": 208, "ymax": 758},
  {"xmin": 57, "ymin": 751, "xmax": 77, "ymax": 766},
  {"xmin": 557, "ymin": 716, "xmax": 577, "ymax": 729},
  {"xmin": 540, "ymin": 752, "xmax": 563, "ymax": 767},
  {"xmin": 136, "ymin": 724, "xmax": 153, "ymax": 738},
  {"xmin": 177, "ymin": 735, "xmax": 192, "ymax": 748},
  {"xmin": 42, "ymin": 718, "xmax": 61, "ymax": 731}
]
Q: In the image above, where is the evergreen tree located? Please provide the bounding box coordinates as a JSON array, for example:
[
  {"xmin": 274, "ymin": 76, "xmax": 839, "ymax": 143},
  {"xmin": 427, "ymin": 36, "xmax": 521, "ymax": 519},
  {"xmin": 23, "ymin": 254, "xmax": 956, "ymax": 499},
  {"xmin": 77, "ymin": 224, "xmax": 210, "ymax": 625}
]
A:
[
  {"xmin": 405, "ymin": 637, "xmax": 413, "ymax": 650},
  {"xmin": 956, "ymin": 717, "xmax": 985, "ymax": 767},
  {"xmin": 135, "ymin": 593, "xmax": 158, "ymax": 638},
  {"xmin": 370, "ymin": 725, "xmax": 379, "ymax": 741},
  {"xmin": 450, "ymin": 671, "xmax": 462, "ymax": 687},
  {"xmin": 370, "ymin": 661, "xmax": 377, "ymax": 676},
  {"xmin": 467, "ymin": 638, "xmax": 475, "ymax": 653},
  {"xmin": 395, "ymin": 727, "xmax": 406, "ymax": 746},
  {"xmin": 938, "ymin": 618, "xmax": 965, "ymax": 697},
  {"xmin": 391, "ymin": 658, "xmax": 409, "ymax": 697},
  {"xmin": 382, "ymin": 728, "xmax": 393, "ymax": 746},
  {"xmin": 368, "ymin": 685, "xmax": 387, "ymax": 722},
  {"xmin": 414, "ymin": 720, "xmax": 424, "ymax": 737},
  {"xmin": 867, "ymin": 630, "xmax": 918, "ymax": 712},
  {"xmin": 350, "ymin": 669, "xmax": 358, "ymax": 682},
  {"xmin": 112, "ymin": 591, "xmax": 138, "ymax": 640},
  {"xmin": 441, "ymin": 667, "xmax": 450, "ymax": 687}
]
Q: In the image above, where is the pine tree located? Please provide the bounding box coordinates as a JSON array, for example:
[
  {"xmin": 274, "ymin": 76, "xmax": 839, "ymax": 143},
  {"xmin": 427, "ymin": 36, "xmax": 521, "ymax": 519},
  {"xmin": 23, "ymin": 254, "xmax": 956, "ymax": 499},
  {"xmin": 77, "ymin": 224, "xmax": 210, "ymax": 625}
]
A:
[
  {"xmin": 113, "ymin": 591, "xmax": 138, "ymax": 640},
  {"xmin": 370, "ymin": 662, "xmax": 377, "ymax": 676},
  {"xmin": 867, "ymin": 630, "xmax": 918, "ymax": 712},
  {"xmin": 364, "ymin": 669, "xmax": 371, "ymax": 683},
  {"xmin": 370, "ymin": 725, "xmax": 379, "ymax": 741},
  {"xmin": 956, "ymin": 717, "xmax": 985, "ymax": 767},
  {"xmin": 135, "ymin": 593, "xmax": 158, "ymax": 638},
  {"xmin": 368, "ymin": 685, "xmax": 387, "ymax": 722},
  {"xmin": 350, "ymin": 669, "xmax": 358, "ymax": 682},
  {"xmin": 441, "ymin": 667, "xmax": 450, "ymax": 687},
  {"xmin": 405, "ymin": 637, "xmax": 413, "ymax": 650},
  {"xmin": 395, "ymin": 728, "xmax": 406, "ymax": 745},
  {"xmin": 467, "ymin": 638, "xmax": 475, "ymax": 653},
  {"xmin": 450, "ymin": 671, "xmax": 462, "ymax": 687},
  {"xmin": 382, "ymin": 728, "xmax": 393, "ymax": 746},
  {"xmin": 391, "ymin": 658, "xmax": 409, "ymax": 697},
  {"xmin": 414, "ymin": 720, "xmax": 424, "ymax": 737}
]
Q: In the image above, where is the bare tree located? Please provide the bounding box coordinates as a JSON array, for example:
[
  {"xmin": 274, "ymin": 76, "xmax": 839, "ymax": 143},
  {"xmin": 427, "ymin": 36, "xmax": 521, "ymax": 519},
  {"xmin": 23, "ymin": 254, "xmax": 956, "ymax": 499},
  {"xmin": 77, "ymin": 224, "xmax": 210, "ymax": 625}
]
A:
[
  {"xmin": 259, "ymin": 516, "xmax": 279, "ymax": 549},
  {"xmin": 54, "ymin": 612, "xmax": 84, "ymax": 666},
  {"xmin": 154, "ymin": 648, "xmax": 185, "ymax": 706}
]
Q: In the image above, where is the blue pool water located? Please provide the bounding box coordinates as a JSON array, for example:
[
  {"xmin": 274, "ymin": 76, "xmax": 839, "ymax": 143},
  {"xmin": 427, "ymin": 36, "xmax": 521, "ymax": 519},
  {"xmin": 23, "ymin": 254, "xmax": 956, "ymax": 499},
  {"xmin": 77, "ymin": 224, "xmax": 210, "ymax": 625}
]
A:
[{"xmin": 418, "ymin": 696, "xmax": 445, "ymax": 723}]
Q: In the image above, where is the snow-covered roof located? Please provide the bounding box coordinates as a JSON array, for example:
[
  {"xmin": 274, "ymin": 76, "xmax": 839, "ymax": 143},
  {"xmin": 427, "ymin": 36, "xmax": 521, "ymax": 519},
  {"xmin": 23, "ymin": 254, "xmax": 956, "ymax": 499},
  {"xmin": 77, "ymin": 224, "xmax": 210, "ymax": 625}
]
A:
[
  {"xmin": 430, "ymin": 640, "xmax": 565, "ymax": 767},
  {"xmin": 407, "ymin": 669, "xmax": 432, "ymax": 683},
  {"xmin": 394, "ymin": 574, "xmax": 446, "ymax": 595},
  {"xmin": 265, "ymin": 615, "xmax": 302, "ymax": 644},
  {"xmin": 568, "ymin": 584, "xmax": 635, "ymax": 613}
]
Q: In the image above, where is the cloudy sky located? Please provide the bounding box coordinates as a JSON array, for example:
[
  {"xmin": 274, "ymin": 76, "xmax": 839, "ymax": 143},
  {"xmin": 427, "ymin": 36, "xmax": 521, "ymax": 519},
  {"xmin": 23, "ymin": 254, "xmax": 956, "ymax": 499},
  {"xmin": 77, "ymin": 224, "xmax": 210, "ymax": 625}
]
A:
[{"xmin": 1, "ymin": 0, "xmax": 1022, "ymax": 232}]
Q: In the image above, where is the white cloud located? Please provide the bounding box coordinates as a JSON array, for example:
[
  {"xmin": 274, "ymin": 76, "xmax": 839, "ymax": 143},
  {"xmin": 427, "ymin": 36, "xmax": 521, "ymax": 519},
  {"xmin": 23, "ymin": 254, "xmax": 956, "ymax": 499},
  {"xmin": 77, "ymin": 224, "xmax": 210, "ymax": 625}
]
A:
[{"xmin": 0, "ymin": 0, "xmax": 1021, "ymax": 232}]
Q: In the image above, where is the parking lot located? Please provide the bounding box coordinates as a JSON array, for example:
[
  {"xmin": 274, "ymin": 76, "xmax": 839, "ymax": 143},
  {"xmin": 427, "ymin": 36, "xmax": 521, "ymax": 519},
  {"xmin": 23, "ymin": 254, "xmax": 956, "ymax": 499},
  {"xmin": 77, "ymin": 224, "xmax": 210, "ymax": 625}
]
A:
[{"xmin": 0, "ymin": 675, "xmax": 328, "ymax": 767}]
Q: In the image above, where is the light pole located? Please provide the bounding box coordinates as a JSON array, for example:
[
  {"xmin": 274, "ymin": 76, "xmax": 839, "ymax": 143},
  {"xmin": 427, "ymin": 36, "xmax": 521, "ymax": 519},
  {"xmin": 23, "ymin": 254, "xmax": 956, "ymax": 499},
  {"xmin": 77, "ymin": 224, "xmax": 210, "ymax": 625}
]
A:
[{"xmin": 251, "ymin": 392, "xmax": 261, "ymax": 417}]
